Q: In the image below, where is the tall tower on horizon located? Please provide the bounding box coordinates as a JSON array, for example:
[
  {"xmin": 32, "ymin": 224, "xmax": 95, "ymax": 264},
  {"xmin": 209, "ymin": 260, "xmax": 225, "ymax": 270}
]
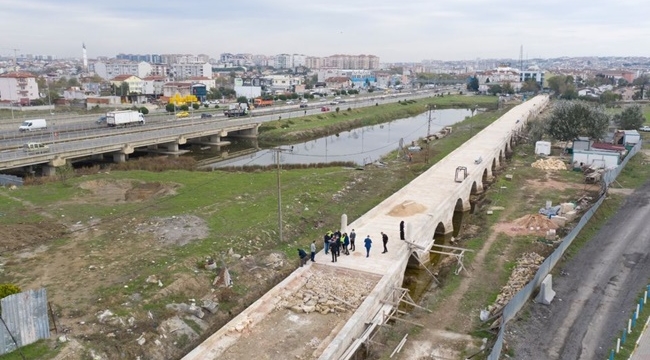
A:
[
  {"xmin": 519, "ymin": 45, "xmax": 523, "ymax": 71},
  {"xmin": 82, "ymin": 43, "xmax": 88, "ymax": 72}
]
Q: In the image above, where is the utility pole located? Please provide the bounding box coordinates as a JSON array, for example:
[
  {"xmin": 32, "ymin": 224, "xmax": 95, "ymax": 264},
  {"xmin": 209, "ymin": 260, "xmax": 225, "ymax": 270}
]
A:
[
  {"xmin": 269, "ymin": 146, "xmax": 294, "ymax": 243},
  {"xmin": 426, "ymin": 105, "xmax": 435, "ymax": 164}
]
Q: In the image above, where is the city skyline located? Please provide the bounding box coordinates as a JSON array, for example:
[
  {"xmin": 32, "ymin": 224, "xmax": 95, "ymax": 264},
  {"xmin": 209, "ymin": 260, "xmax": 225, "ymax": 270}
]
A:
[{"xmin": 2, "ymin": 0, "xmax": 650, "ymax": 63}]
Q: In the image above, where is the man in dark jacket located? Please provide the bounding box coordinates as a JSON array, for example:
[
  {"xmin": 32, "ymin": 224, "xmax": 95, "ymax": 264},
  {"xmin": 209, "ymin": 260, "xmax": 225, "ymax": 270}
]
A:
[
  {"xmin": 298, "ymin": 248, "xmax": 309, "ymax": 267},
  {"xmin": 381, "ymin": 232, "xmax": 388, "ymax": 253}
]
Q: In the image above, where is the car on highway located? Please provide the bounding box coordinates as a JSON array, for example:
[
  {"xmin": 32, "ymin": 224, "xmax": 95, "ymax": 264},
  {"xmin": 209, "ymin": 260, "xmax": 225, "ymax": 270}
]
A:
[
  {"xmin": 96, "ymin": 116, "xmax": 107, "ymax": 125},
  {"xmin": 300, "ymin": 104, "xmax": 309, "ymax": 108},
  {"xmin": 639, "ymin": 126, "xmax": 650, "ymax": 132},
  {"xmin": 176, "ymin": 111, "xmax": 190, "ymax": 118},
  {"xmin": 22, "ymin": 142, "xmax": 50, "ymax": 154},
  {"xmin": 321, "ymin": 106, "xmax": 330, "ymax": 112},
  {"xmin": 286, "ymin": 100, "xmax": 294, "ymax": 105},
  {"xmin": 201, "ymin": 113, "xmax": 213, "ymax": 119},
  {"xmin": 329, "ymin": 101, "xmax": 339, "ymax": 105}
]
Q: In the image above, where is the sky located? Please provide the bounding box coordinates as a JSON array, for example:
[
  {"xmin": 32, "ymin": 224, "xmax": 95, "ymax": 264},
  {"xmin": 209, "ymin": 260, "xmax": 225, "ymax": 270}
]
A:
[{"xmin": 2, "ymin": 0, "xmax": 650, "ymax": 63}]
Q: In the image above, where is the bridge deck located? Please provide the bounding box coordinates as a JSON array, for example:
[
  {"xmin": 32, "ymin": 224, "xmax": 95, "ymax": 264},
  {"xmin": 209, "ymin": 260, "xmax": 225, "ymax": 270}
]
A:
[{"xmin": 183, "ymin": 96, "xmax": 550, "ymax": 360}]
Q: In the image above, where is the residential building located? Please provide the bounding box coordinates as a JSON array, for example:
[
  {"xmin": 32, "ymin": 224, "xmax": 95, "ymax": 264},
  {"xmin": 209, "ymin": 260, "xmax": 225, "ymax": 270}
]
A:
[
  {"xmin": 188, "ymin": 76, "xmax": 216, "ymax": 90},
  {"xmin": 161, "ymin": 54, "xmax": 210, "ymax": 65},
  {"xmin": 263, "ymin": 75, "xmax": 302, "ymax": 93},
  {"xmin": 142, "ymin": 76, "xmax": 166, "ymax": 96},
  {"xmin": 520, "ymin": 66, "xmax": 545, "ymax": 86},
  {"xmin": 63, "ymin": 87, "xmax": 87, "ymax": 100},
  {"xmin": 274, "ymin": 54, "xmax": 292, "ymax": 69},
  {"xmin": 170, "ymin": 63, "xmax": 212, "ymax": 80},
  {"xmin": 324, "ymin": 76, "xmax": 351, "ymax": 89},
  {"xmin": 93, "ymin": 61, "xmax": 152, "ymax": 79},
  {"xmin": 0, "ymin": 72, "xmax": 40, "ymax": 104},
  {"xmin": 323, "ymin": 54, "xmax": 380, "ymax": 70},
  {"xmin": 110, "ymin": 75, "xmax": 144, "ymax": 95},
  {"xmin": 163, "ymin": 82, "xmax": 192, "ymax": 98},
  {"xmin": 149, "ymin": 64, "xmax": 170, "ymax": 78}
]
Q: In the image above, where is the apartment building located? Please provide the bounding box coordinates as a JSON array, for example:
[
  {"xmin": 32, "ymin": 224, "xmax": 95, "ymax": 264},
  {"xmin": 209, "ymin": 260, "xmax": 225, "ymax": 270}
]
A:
[
  {"xmin": 93, "ymin": 61, "xmax": 152, "ymax": 80},
  {"xmin": 0, "ymin": 72, "xmax": 40, "ymax": 103},
  {"xmin": 170, "ymin": 63, "xmax": 212, "ymax": 80}
]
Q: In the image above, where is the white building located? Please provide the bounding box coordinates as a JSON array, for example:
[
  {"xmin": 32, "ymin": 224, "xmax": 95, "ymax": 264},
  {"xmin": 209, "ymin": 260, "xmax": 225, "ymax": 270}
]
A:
[
  {"xmin": 520, "ymin": 66, "xmax": 545, "ymax": 86},
  {"xmin": 93, "ymin": 61, "xmax": 152, "ymax": 80},
  {"xmin": 142, "ymin": 76, "xmax": 166, "ymax": 96},
  {"xmin": 274, "ymin": 54, "xmax": 292, "ymax": 69},
  {"xmin": 170, "ymin": 63, "xmax": 212, "ymax": 80},
  {"xmin": 263, "ymin": 75, "xmax": 302, "ymax": 93},
  {"xmin": 0, "ymin": 72, "xmax": 40, "ymax": 103}
]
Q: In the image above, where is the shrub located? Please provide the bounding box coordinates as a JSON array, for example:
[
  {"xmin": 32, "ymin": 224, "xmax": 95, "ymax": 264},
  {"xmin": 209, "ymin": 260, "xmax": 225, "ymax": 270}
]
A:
[
  {"xmin": 0, "ymin": 284, "xmax": 21, "ymax": 299},
  {"xmin": 214, "ymin": 104, "xmax": 220, "ymax": 109},
  {"xmin": 165, "ymin": 103, "xmax": 175, "ymax": 112},
  {"xmin": 139, "ymin": 107, "xmax": 149, "ymax": 115},
  {"xmin": 192, "ymin": 103, "xmax": 200, "ymax": 110},
  {"xmin": 335, "ymin": 107, "xmax": 340, "ymax": 113},
  {"xmin": 180, "ymin": 104, "xmax": 189, "ymax": 111}
]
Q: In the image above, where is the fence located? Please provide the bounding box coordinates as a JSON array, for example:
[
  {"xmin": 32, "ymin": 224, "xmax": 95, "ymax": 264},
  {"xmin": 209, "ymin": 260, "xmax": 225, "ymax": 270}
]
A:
[
  {"xmin": 0, "ymin": 174, "xmax": 23, "ymax": 187},
  {"xmin": 608, "ymin": 285, "xmax": 650, "ymax": 359},
  {"xmin": 0, "ymin": 288, "xmax": 50, "ymax": 355},
  {"xmin": 488, "ymin": 140, "xmax": 643, "ymax": 360}
]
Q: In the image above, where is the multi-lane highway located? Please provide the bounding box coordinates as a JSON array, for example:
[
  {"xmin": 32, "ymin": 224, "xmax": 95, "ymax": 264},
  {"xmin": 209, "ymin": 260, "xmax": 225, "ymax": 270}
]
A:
[{"xmin": 0, "ymin": 88, "xmax": 458, "ymax": 171}]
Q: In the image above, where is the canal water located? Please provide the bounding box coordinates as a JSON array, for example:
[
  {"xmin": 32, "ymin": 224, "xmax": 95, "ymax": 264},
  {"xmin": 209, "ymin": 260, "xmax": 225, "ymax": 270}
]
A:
[{"xmin": 204, "ymin": 108, "xmax": 473, "ymax": 168}]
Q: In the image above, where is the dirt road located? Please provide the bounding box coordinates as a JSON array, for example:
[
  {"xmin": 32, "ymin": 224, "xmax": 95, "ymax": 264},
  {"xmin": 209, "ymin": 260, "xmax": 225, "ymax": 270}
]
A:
[{"xmin": 507, "ymin": 181, "xmax": 650, "ymax": 359}]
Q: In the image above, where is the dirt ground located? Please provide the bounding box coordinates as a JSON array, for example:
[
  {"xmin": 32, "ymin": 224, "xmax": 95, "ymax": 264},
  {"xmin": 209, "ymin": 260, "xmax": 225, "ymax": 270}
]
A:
[{"xmin": 396, "ymin": 168, "xmax": 602, "ymax": 359}]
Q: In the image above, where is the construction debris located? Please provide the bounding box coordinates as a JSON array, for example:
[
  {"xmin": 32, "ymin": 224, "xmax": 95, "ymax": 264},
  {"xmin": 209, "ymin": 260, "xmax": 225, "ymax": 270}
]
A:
[
  {"xmin": 513, "ymin": 214, "xmax": 559, "ymax": 232},
  {"xmin": 531, "ymin": 158, "xmax": 567, "ymax": 170},
  {"xmin": 276, "ymin": 270, "xmax": 376, "ymax": 315},
  {"xmin": 488, "ymin": 252, "xmax": 545, "ymax": 314}
]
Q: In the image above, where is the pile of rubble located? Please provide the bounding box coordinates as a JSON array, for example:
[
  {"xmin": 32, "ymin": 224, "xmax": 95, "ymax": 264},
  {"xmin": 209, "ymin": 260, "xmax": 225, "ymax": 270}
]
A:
[
  {"xmin": 513, "ymin": 214, "xmax": 559, "ymax": 232},
  {"xmin": 488, "ymin": 252, "xmax": 545, "ymax": 315},
  {"xmin": 531, "ymin": 158, "xmax": 567, "ymax": 170},
  {"xmin": 276, "ymin": 270, "xmax": 376, "ymax": 315}
]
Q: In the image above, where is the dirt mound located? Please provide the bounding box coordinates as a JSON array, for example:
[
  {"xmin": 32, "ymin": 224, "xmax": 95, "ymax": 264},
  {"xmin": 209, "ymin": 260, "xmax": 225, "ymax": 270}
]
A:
[
  {"xmin": 513, "ymin": 214, "xmax": 558, "ymax": 231},
  {"xmin": 388, "ymin": 200, "xmax": 427, "ymax": 217},
  {"xmin": 78, "ymin": 179, "xmax": 178, "ymax": 203}
]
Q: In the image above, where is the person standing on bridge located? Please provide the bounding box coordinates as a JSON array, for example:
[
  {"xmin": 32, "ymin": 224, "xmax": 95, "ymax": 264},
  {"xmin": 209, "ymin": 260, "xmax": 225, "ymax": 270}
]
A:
[
  {"xmin": 310, "ymin": 240, "xmax": 316, "ymax": 262},
  {"xmin": 330, "ymin": 237, "xmax": 340, "ymax": 262},
  {"xmin": 298, "ymin": 248, "xmax": 309, "ymax": 267},
  {"xmin": 381, "ymin": 232, "xmax": 389, "ymax": 253},
  {"xmin": 324, "ymin": 231, "xmax": 333, "ymax": 255},
  {"xmin": 349, "ymin": 229, "xmax": 356, "ymax": 251},
  {"xmin": 364, "ymin": 235, "xmax": 372, "ymax": 258}
]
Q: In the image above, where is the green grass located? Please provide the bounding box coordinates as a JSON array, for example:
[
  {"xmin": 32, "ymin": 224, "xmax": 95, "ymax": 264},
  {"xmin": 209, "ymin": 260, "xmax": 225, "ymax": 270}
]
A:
[
  {"xmin": 0, "ymin": 340, "xmax": 60, "ymax": 360},
  {"xmin": 258, "ymin": 95, "xmax": 498, "ymax": 143}
]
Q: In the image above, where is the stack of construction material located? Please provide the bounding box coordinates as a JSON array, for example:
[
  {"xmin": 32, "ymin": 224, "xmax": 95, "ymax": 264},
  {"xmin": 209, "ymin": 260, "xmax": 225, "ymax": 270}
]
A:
[
  {"xmin": 488, "ymin": 252, "xmax": 545, "ymax": 315},
  {"xmin": 531, "ymin": 158, "xmax": 567, "ymax": 170},
  {"xmin": 276, "ymin": 270, "xmax": 376, "ymax": 315},
  {"xmin": 513, "ymin": 214, "xmax": 559, "ymax": 231}
]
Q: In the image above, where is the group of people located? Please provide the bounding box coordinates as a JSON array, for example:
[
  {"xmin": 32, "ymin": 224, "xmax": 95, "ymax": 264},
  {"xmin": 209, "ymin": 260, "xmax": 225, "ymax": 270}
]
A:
[{"xmin": 297, "ymin": 228, "xmax": 392, "ymax": 266}]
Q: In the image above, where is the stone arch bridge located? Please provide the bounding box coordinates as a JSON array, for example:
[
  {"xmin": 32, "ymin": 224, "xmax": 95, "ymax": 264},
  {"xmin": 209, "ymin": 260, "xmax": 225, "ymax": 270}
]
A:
[{"xmin": 184, "ymin": 95, "xmax": 550, "ymax": 360}]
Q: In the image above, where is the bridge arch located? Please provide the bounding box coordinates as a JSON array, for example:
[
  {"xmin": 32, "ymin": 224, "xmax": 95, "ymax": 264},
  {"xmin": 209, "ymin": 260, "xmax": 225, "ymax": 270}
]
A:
[
  {"xmin": 482, "ymin": 168, "xmax": 489, "ymax": 185},
  {"xmin": 492, "ymin": 157, "xmax": 498, "ymax": 173}
]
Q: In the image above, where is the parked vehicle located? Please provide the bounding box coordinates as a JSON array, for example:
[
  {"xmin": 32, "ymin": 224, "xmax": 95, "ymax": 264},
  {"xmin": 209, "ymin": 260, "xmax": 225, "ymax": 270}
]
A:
[
  {"xmin": 106, "ymin": 110, "xmax": 145, "ymax": 127},
  {"xmin": 201, "ymin": 113, "xmax": 213, "ymax": 118},
  {"xmin": 639, "ymin": 126, "xmax": 650, "ymax": 132},
  {"xmin": 286, "ymin": 100, "xmax": 294, "ymax": 105},
  {"xmin": 321, "ymin": 106, "xmax": 330, "ymax": 112},
  {"xmin": 254, "ymin": 98, "xmax": 273, "ymax": 107},
  {"xmin": 176, "ymin": 111, "xmax": 190, "ymax": 118},
  {"xmin": 224, "ymin": 103, "xmax": 249, "ymax": 117},
  {"xmin": 18, "ymin": 119, "xmax": 47, "ymax": 132},
  {"xmin": 22, "ymin": 142, "xmax": 50, "ymax": 154},
  {"xmin": 300, "ymin": 104, "xmax": 309, "ymax": 108}
]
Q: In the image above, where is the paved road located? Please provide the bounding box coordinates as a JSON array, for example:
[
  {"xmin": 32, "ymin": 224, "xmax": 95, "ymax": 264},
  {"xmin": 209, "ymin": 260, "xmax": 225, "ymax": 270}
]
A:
[{"xmin": 507, "ymin": 181, "xmax": 650, "ymax": 359}]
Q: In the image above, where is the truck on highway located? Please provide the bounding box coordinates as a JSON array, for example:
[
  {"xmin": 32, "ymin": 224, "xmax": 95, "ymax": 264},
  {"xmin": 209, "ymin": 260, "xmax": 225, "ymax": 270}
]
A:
[
  {"xmin": 106, "ymin": 110, "xmax": 145, "ymax": 127},
  {"xmin": 19, "ymin": 119, "xmax": 47, "ymax": 132},
  {"xmin": 224, "ymin": 103, "xmax": 249, "ymax": 117},
  {"xmin": 254, "ymin": 98, "xmax": 273, "ymax": 107}
]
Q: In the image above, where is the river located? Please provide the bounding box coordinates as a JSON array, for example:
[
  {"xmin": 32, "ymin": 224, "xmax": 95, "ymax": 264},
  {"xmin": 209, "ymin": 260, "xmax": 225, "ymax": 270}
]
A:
[{"xmin": 204, "ymin": 108, "xmax": 474, "ymax": 168}]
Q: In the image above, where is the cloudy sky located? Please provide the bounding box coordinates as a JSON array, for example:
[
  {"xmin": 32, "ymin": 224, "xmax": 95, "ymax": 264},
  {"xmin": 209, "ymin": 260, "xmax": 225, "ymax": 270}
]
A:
[{"xmin": 1, "ymin": 0, "xmax": 649, "ymax": 62}]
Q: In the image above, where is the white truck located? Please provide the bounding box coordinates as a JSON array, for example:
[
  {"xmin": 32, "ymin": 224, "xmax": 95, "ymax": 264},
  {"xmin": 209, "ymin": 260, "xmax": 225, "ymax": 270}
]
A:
[
  {"xmin": 19, "ymin": 119, "xmax": 47, "ymax": 132},
  {"xmin": 106, "ymin": 110, "xmax": 145, "ymax": 127}
]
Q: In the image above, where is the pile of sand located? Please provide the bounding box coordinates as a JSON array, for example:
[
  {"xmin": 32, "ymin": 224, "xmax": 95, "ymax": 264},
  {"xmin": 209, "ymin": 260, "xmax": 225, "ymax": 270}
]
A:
[
  {"xmin": 513, "ymin": 214, "xmax": 558, "ymax": 231},
  {"xmin": 531, "ymin": 158, "xmax": 567, "ymax": 170},
  {"xmin": 388, "ymin": 200, "xmax": 427, "ymax": 217}
]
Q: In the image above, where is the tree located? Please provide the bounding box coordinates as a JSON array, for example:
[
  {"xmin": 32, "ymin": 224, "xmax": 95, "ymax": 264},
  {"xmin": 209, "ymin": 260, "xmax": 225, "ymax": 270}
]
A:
[
  {"xmin": 236, "ymin": 96, "xmax": 248, "ymax": 104},
  {"xmin": 119, "ymin": 82, "xmax": 129, "ymax": 97},
  {"xmin": 488, "ymin": 85, "xmax": 502, "ymax": 96},
  {"xmin": 67, "ymin": 78, "xmax": 80, "ymax": 87},
  {"xmin": 633, "ymin": 75, "xmax": 650, "ymax": 99},
  {"xmin": 617, "ymin": 78, "xmax": 629, "ymax": 87},
  {"xmin": 502, "ymin": 82, "xmax": 515, "ymax": 95},
  {"xmin": 139, "ymin": 106, "xmax": 149, "ymax": 115},
  {"xmin": 467, "ymin": 76, "xmax": 479, "ymax": 92},
  {"xmin": 613, "ymin": 105, "xmax": 645, "ymax": 130},
  {"xmin": 520, "ymin": 79, "xmax": 541, "ymax": 93},
  {"xmin": 599, "ymin": 90, "xmax": 621, "ymax": 105},
  {"xmin": 165, "ymin": 103, "xmax": 175, "ymax": 113},
  {"xmin": 547, "ymin": 101, "xmax": 610, "ymax": 141}
]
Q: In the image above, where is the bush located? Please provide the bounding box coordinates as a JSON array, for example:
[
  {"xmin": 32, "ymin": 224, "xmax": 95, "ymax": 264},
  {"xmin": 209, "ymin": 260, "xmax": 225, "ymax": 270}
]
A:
[
  {"xmin": 0, "ymin": 284, "xmax": 21, "ymax": 299},
  {"xmin": 347, "ymin": 107, "xmax": 352, "ymax": 111},
  {"xmin": 192, "ymin": 103, "xmax": 200, "ymax": 110},
  {"xmin": 204, "ymin": 104, "xmax": 209, "ymax": 108},
  {"xmin": 335, "ymin": 107, "xmax": 340, "ymax": 113},
  {"xmin": 180, "ymin": 104, "xmax": 189, "ymax": 111},
  {"xmin": 214, "ymin": 104, "xmax": 220, "ymax": 109},
  {"xmin": 139, "ymin": 107, "xmax": 149, "ymax": 115},
  {"xmin": 165, "ymin": 103, "xmax": 175, "ymax": 113}
]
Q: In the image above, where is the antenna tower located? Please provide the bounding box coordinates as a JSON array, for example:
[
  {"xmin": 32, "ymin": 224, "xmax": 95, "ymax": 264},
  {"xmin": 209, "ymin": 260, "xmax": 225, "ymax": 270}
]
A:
[{"xmin": 519, "ymin": 45, "xmax": 523, "ymax": 71}]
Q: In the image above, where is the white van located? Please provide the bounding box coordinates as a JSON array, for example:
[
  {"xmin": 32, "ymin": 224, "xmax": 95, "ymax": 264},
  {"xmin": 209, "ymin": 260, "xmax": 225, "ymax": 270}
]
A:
[{"xmin": 19, "ymin": 119, "xmax": 47, "ymax": 132}]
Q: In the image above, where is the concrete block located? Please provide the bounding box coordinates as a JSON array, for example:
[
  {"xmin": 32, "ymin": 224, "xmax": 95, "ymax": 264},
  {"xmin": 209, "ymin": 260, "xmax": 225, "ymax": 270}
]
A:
[
  {"xmin": 536, "ymin": 274, "xmax": 556, "ymax": 305},
  {"xmin": 550, "ymin": 216, "xmax": 566, "ymax": 227},
  {"xmin": 505, "ymin": 174, "xmax": 513, "ymax": 181},
  {"xmin": 564, "ymin": 210, "xmax": 577, "ymax": 222}
]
